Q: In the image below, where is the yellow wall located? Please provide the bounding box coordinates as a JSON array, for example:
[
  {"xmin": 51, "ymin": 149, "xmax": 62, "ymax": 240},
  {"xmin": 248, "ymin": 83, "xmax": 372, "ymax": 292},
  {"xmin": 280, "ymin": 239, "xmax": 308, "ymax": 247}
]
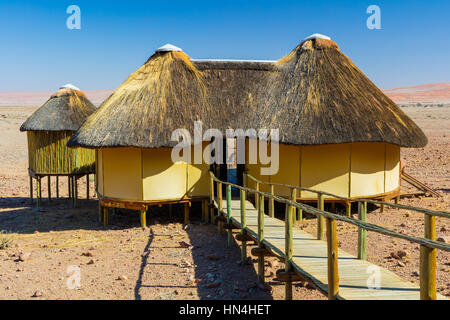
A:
[
  {"xmin": 385, "ymin": 143, "xmax": 401, "ymax": 193},
  {"xmin": 186, "ymin": 142, "xmax": 210, "ymax": 197},
  {"xmin": 142, "ymin": 148, "xmax": 187, "ymax": 201},
  {"xmin": 350, "ymin": 143, "xmax": 385, "ymax": 197},
  {"xmin": 246, "ymin": 142, "xmax": 400, "ymax": 200},
  {"xmin": 102, "ymin": 147, "xmax": 143, "ymax": 200},
  {"xmin": 97, "ymin": 149, "xmax": 103, "ymax": 195},
  {"xmin": 270, "ymin": 143, "xmax": 300, "ymax": 197},
  {"xmin": 301, "ymin": 144, "xmax": 351, "ymax": 199},
  {"xmin": 99, "ymin": 145, "xmax": 210, "ymax": 202}
]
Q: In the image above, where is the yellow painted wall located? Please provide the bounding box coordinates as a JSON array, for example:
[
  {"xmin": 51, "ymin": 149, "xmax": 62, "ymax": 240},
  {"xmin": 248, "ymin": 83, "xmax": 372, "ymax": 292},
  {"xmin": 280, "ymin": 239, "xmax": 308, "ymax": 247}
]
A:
[
  {"xmin": 97, "ymin": 149, "xmax": 103, "ymax": 195},
  {"xmin": 142, "ymin": 148, "xmax": 187, "ymax": 201},
  {"xmin": 187, "ymin": 143, "xmax": 210, "ymax": 197},
  {"xmin": 385, "ymin": 144, "xmax": 400, "ymax": 193},
  {"xmin": 102, "ymin": 147, "xmax": 143, "ymax": 200},
  {"xmin": 350, "ymin": 143, "xmax": 385, "ymax": 198},
  {"xmin": 301, "ymin": 144, "xmax": 351, "ymax": 199},
  {"xmin": 246, "ymin": 142, "xmax": 400, "ymax": 200},
  {"xmin": 270, "ymin": 143, "xmax": 300, "ymax": 197}
]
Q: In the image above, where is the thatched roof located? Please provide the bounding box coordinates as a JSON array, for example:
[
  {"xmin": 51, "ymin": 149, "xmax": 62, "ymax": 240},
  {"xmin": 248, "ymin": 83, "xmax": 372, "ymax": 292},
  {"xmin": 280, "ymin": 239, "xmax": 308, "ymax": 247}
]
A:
[
  {"xmin": 68, "ymin": 37, "xmax": 427, "ymax": 149},
  {"xmin": 20, "ymin": 87, "xmax": 96, "ymax": 132}
]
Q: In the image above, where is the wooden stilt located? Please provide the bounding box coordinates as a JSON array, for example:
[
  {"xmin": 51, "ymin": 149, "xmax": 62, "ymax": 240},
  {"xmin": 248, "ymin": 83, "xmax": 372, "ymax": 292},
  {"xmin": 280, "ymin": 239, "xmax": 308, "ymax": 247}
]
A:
[
  {"xmin": 317, "ymin": 193, "xmax": 324, "ymax": 240},
  {"xmin": 140, "ymin": 208, "xmax": 147, "ymax": 229},
  {"xmin": 203, "ymin": 200, "xmax": 209, "ymax": 224},
  {"xmin": 380, "ymin": 201, "xmax": 385, "ymax": 213},
  {"xmin": 98, "ymin": 201, "xmax": 103, "ymax": 222},
  {"xmin": 103, "ymin": 207, "xmax": 108, "ymax": 226},
  {"xmin": 209, "ymin": 173, "xmax": 215, "ymax": 225},
  {"xmin": 68, "ymin": 176, "xmax": 71, "ymax": 199},
  {"xmin": 298, "ymin": 208, "xmax": 303, "ymax": 222},
  {"xmin": 56, "ymin": 176, "xmax": 59, "ymax": 198},
  {"xmin": 285, "ymin": 203, "xmax": 293, "ymax": 300},
  {"xmin": 240, "ymin": 189, "xmax": 247, "ymax": 266},
  {"xmin": 358, "ymin": 202, "xmax": 367, "ymax": 260},
  {"xmin": 29, "ymin": 176, "xmax": 33, "ymax": 205},
  {"xmin": 86, "ymin": 174, "xmax": 89, "ymax": 200},
  {"xmin": 420, "ymin": 214, "xmax": 436, "ymax": 300},
  {"xmin": 184, "ymin": 202, "xmax": 189, "ymax": 225},
  {"xmin": 257, "ymin": 193, "xmax": 265, "ymax": 284},
  {"xmin": 345, "ymin": 201, "xmax": 351, "ymax": 217},
  {"xmin": 74, "ymin": 176, "xmax": 78, "ymax": 206},
  {"xmin": 37, "ymin": 177, "xmax": 42, "ymax": 208},
  {"xmin": 169, "ymin": 203, "xmax": 173, "ymax": 218},
  {"xmin": 47, "ymin": 176, "xmax": 51, "ymax": 202},
  {"xmin": 395, "ymin": 195, "xmax": 400, "ymax": 204},
  {"xmin": 330, "ymin": 202, "xmax": 336, "ymax": 212},
  {"xmin": 326, "ymin": 217, "xmax": 339, "ymax": 300}
]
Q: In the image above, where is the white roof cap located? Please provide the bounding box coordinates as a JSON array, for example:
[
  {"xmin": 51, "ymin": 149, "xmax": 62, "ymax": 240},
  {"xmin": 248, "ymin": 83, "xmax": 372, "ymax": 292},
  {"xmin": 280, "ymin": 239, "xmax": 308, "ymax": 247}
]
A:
[
  {"xmin": 156, "ymin": 43, "xmax": 183, "ymax": 52},
  {"xmin": 303, "ymin": 33, "xmax": 331, "ymax": 41},
  {"xmin": 59, "ymin": 83, "xmax": 80, "ymax": 91}
]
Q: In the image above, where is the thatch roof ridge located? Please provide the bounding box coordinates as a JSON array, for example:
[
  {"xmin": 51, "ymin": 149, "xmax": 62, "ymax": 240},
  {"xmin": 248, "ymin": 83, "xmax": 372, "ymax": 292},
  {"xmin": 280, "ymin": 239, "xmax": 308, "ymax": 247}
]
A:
[
  {"xmin": 68, "ymin": 38, "xmax": 427, "ymax": 149},
  {"xmin": 20, "ymin": 88, "xmax": 96, "ymax": 132}
]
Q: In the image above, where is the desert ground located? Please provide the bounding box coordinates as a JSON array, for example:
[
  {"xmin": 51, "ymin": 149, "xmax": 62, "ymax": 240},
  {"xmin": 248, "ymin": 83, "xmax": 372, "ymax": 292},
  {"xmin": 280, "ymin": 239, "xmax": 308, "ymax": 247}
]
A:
[{"xmin": 0, "ymin": 103, "xmax": 448, "ymax": 300}]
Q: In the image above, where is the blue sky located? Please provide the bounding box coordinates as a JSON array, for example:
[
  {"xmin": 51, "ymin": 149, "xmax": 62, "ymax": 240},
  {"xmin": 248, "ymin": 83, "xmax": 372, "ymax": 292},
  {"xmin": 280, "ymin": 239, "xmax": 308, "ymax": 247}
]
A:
[{"xmin": 0, "ymin": 0, "xmax": 449, "ymax": 91}]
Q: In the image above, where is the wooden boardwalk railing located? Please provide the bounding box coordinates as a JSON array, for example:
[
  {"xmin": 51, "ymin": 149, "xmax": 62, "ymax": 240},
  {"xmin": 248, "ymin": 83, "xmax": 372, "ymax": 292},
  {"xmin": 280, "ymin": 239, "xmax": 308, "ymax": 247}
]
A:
[{"xmin": 208, "ymin": 171, "xmax": 449, "ymax": 300}]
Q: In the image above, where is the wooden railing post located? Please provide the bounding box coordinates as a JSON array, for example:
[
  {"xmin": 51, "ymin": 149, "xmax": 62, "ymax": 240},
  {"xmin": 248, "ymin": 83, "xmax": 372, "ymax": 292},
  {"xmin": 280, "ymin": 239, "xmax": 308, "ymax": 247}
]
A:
[
  {"xmin": 269, "ymin": 184, "xmax": 275, "ymax": 218},
  {"xmin": 226, "ymin": 185, "xmax": 232, "ymax": 248},
  {"xmin": 317, "ymin": 193, "xmax": 324, "ymax": 240},
  {"xmin": 326, "ymin": 217, "xmax": 339, "ymax": 299},
  {"xmin": 358, "ymin": 201, "xmax": 367, "ymax": 260},
  {"xmin": 285, "ymin": 202, "xmax": 293, "ymax": 300},
  {"xmin": 257, "ymin": 193, "xmax": 265, "ymax": 284},
  {"xmin": 240, "ymin": 189, "xmax": 247, "ymax": 266},
  {"xmin": 420, "ymin": 213, "xmax": 437, "ymax": 300},
  {"xmin": 291, "ymin": 188, "xmax": 297, "ymax": 224},
  {"xmin": 255, "ymin": 182, "xmax": 260, "ymax": 212},
  {"xmin": 218, "ymin": 182, "xmax": 223, "ymax": 234}
]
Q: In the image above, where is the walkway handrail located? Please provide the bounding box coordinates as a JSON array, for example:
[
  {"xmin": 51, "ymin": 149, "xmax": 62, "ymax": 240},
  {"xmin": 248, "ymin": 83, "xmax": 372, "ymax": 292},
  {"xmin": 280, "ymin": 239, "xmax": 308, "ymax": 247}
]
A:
[
  {"xmin": 209, "ymin": 171, "xmax": 449, "ymax": 300},
  {"xmin": 245, "ymin": 173, "xmax": 449, "ymax": 218}
]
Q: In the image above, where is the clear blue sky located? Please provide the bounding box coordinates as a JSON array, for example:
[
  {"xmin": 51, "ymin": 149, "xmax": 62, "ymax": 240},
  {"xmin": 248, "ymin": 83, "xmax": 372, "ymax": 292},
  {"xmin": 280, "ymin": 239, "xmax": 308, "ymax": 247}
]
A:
[{"xmin": 0, "ymin": 0, "xmax": 449, "ymax": 91}]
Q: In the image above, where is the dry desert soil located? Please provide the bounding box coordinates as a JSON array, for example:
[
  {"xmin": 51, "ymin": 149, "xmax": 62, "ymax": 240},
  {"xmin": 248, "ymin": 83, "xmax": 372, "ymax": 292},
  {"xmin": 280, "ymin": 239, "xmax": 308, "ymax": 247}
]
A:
[{"xmin": 0, "ymin": 104, "xmax": 448, "ymax": 300}]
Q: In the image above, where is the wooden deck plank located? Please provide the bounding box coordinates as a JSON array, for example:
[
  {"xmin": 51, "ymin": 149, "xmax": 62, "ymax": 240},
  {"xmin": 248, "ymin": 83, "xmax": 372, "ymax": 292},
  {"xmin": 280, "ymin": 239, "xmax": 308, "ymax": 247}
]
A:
[{"xmin": 215, "ymin": 197, "xmax": 446, "ymax": 300}]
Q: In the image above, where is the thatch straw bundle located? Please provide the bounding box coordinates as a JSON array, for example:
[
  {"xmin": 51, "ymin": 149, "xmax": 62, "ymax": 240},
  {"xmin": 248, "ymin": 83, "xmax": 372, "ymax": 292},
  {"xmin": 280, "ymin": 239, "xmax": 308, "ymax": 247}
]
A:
[{"xmin": 68, "ymin": 37, "xmax": 427, "ymax": 149}]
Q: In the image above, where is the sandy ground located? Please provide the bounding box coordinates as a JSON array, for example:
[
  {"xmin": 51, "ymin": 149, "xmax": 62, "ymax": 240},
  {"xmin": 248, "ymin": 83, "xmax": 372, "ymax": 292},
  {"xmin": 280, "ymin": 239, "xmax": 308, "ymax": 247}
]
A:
[{"xmin": 0, "ymin": 104, "xmax": 448, "ymax": 300}]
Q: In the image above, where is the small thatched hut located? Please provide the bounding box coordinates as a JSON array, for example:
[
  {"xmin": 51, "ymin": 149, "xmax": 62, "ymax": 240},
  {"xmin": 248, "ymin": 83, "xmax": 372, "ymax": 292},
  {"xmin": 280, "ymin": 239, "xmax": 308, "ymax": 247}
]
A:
[
  {"xmin": 68, "ymin": 36, "xmax": 427, "ymax": 226},
  {"xmin": 20, "ymin": 84, "xmax": 96, "ymax": 206}
]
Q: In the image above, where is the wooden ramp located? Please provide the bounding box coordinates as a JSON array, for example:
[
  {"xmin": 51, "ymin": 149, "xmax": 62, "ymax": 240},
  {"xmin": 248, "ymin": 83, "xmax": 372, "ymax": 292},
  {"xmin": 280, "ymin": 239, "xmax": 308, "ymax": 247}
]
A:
[{"xmin": 218, "ymin": 198, "xmax": 446, "ymax": 300}]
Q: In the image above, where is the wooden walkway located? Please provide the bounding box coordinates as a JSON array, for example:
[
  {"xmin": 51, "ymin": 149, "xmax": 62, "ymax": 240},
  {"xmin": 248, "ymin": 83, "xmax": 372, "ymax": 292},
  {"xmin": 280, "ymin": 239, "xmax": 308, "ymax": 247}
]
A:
[{"xmin": 216, "ymin": 197, "xmax": 446, "ymax": 300}]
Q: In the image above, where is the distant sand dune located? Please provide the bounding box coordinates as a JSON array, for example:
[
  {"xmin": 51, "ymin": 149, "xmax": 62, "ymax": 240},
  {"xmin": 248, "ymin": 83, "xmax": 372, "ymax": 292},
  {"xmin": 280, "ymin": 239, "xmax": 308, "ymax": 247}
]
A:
[
  {"xmin": 1, "ymin": 83, "xmax": 450, "ymax": 105},
  {"xmin": 0, "ymin": 90, "xmax": 113, "ymax": 105}
]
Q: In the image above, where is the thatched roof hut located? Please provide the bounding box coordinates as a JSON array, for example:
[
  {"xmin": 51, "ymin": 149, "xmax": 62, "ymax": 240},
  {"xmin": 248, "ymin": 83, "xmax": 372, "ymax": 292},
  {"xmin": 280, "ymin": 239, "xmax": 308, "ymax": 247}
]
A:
[
  {"xmin": 68, "ymin": 36, "xmax": 427, "ymax": 216},
  {"xmin": 20, "ymin": 84, "xmax": 96, "ymax": 184}
]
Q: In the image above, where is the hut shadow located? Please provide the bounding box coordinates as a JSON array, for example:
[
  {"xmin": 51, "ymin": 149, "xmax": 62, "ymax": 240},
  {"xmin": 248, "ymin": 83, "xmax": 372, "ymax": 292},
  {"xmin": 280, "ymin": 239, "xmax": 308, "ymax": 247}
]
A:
[
  {"xmin": 0, "ymin": 196, "xmax": 108, "ymax": 234},
  {"xmin": 132, "ymin": 202, "xmax": 274, "ymax": 300}
]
